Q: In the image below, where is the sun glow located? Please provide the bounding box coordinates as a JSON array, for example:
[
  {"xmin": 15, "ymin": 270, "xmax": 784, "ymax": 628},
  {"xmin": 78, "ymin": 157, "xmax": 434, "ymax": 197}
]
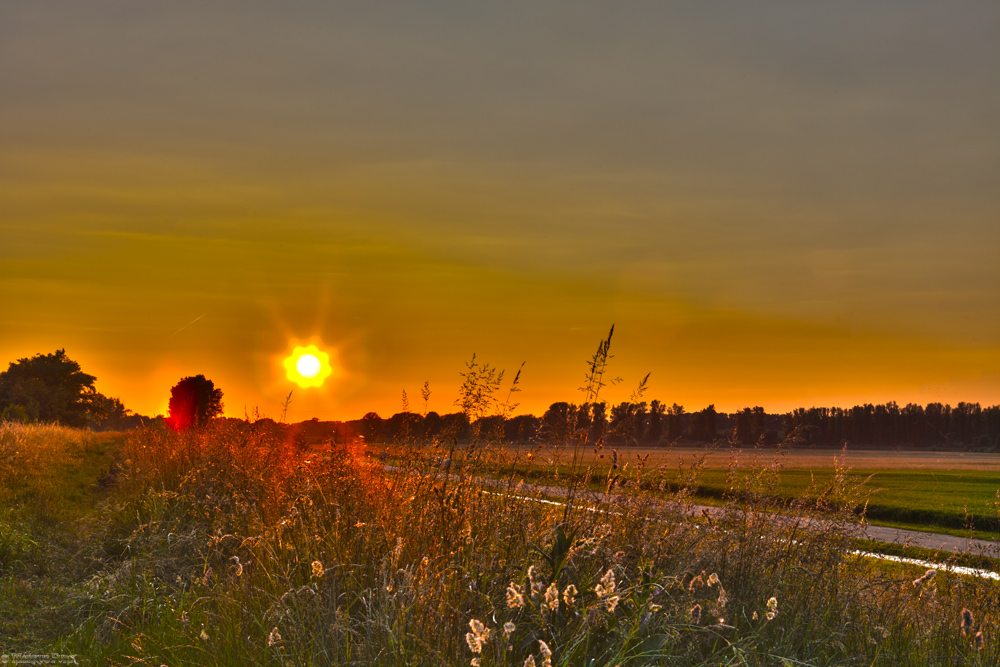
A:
[{"xmin": 284, "ymin": 345, "xmax": 333, "ymax": 388}]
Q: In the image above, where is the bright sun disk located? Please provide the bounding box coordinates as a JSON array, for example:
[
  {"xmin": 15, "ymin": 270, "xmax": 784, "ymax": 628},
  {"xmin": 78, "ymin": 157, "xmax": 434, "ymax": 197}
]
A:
[
  {"xmin": 296, "ymin": 354, "xmax": 321, "ymax": 378},
  {"xmin": 283, "ymin": 345, "xmax": 334, "ymax": 388}
]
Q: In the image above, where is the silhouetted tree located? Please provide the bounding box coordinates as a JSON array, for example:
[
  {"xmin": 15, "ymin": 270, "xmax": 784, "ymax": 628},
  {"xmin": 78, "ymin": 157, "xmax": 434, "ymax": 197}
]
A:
[
  {"xmin": 589, "ymin": 401, "xmax": 608, "ymax": 445},
  {"xmin": 0, "ymin": 349, "xmax": 104, "ymax": 427},
  {"xmin": 666, "ymin": 404, "xmax": 686, "ymax": 441},
  {"xmin": 167, "ymin": 375, "xmax": 223, "ymax": 431},
  {"xmin": 539, "ymin": 402, "xmax": 575, "ymax": 445},
  {"xmin": 647, "ymin": 400, "xmax": 665, "ymax": 444},
  {"xmin": 504, "ymin": 414, "xmax": 540, "ymax": 442},
  {"xmin": 360, "ymin": 411, "xmax": 382, "ymax": 442},
  {"xmin": 689, "ymin": 405, "xmax": 718, "ymax": 442}
]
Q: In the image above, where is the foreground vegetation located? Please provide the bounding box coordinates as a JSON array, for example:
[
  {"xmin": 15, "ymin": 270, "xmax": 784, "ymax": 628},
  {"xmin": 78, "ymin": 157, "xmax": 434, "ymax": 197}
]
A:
[{"xmin": 1, "ymin": 420, "xmax": 998, "ymax": 666}]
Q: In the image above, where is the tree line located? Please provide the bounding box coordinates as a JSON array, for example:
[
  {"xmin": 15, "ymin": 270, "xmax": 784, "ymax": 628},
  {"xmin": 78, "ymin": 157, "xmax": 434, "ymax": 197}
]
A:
[
  {"xmin": 3, "ymin": 349, "xmax": 998, "ymax": 451},
  {"xmin": 318, "ymin": 399, "xmax": 999, "ymax": 451}
]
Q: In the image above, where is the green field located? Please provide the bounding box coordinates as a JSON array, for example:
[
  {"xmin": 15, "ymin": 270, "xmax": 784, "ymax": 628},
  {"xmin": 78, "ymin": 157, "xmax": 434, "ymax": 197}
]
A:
[{"xmin": 393, "ymin": 444, "xmax": 1000, "ymax": 539}]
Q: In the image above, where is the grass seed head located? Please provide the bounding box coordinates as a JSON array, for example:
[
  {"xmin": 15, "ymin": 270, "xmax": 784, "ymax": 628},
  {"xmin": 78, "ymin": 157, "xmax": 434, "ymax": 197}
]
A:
[
  {"xmin": 961, "ymin": 608, "xmax": 974, "ymax": 635},
  {"xmin": 563, "ymin": 583, "xmax": 578, "ymax": 607},
  {"xmin": 544, "ymin": 582, "xmax": 560, "ymax": 611},
  {"xmin": 691, "ymin": 603, "xmax": 702, "ymax": 624},
  {"xmin": 596, "ymin": 569, "xmax": 616, "ymax": 598},
  {"xmin": 507, "ymin": 582, "xmax": 525, "ymax": 608}
]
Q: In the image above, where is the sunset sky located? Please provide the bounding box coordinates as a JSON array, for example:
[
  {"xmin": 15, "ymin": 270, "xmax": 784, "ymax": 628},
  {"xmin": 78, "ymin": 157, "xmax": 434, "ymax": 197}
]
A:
[{"xmin": 2, "ymin": 2, "xmax": 998, "ymax": 421}]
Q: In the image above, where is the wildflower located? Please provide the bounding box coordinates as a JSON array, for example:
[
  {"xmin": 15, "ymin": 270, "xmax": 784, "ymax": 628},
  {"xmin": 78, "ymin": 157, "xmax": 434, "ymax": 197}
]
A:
[
  {"xmin": 268, "ymin": 627, "xmax": 282, "ymax": 646},
  {"xmin": 912, "ymin": 569, "xmax": 936, "ymax": 587},
  {"xmin": 691, "ymin": 603, "xmax": 702, "ymax": 624},
  {"xmin": 961, "ymin": 608, "xmax": 974, "ymax": 635},
  {"xmin": 544, "ymin": 583, "xmax": 560, "ymax": 612},
  {"xmin": 752, "ymin": 611, "xmax": 758, "ymax": 621},
  {"xmin": 538, "ymin": 639, "xmax": 553, "ymax": 667},
  {"xmin": 507, "ymin": 582, "xmax": 525, "ymax": 608},
  {"xmin": 199, "ymin": 628, "xmax": 209, "ymax": 641},
  {"xmin": 311, "ymin": 560, "xmax": 325, "ymax": 578},
  {"xmin": 605, "ymin": 595, "xmax": 619, "ymax": 612},
  {"xmin": 469, "ymin": 618, "xmax": 490, "ymax": 640},
  {"xmin": 471, "ymin": 659, "xmax": 481, "ymax": 667},
  {"xmin": 595, "ymin": 569, "xmax": 616, "ymax": 598},
  {"xmin": 766, "ymin": 596, "xmax": 778, "ymax": 618},
  {"xmin": 563, "ymin": 584, "xmax": 578, "ymax": 607},
  {"xmin": 707, "ymin": 572, "xmax": 720, "ymax": 586},
  {"xmin": 766, "ymin": 611, "xmax": 776, "ymax": 621},
  {"xmin": 504, "ymin": 622, "xmax": 516, "ymax": 636},
  {"xmin": 974, "ymin": 631, "xmax": 984, "ymax": 650},
  {"xmin": 688, "ymin": 572, "xmax": 704, "ymax": 593},
  {"xmin": 466, "ymin": 618, "xmax": 490, "ymax": 654},
  {"xmin": 523, "ymin": 656, "xmax": 536, "ymax": 667}
]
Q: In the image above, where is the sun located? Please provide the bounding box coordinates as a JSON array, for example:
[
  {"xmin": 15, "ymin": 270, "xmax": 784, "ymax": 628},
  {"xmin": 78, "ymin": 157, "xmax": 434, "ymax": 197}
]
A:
[
  {"xmin": 296, "ymin": 354, "xmax": 321, "ymax": 378},
  {"xmin": 284, "ymin": 345, "xmax": 333, "ymax": 388}
]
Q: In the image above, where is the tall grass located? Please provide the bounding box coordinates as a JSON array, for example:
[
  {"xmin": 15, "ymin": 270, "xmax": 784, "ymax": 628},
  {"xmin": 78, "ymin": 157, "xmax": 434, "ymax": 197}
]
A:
[{"xmin": 32, "ymin": 417, "xmax": 996, "ymax": 666}]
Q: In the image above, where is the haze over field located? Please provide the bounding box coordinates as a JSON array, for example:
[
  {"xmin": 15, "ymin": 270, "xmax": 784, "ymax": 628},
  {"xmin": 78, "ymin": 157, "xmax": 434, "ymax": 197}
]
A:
[{"xmin": 2, "ymin": 2, "xmax": 998, "ymax": 420}]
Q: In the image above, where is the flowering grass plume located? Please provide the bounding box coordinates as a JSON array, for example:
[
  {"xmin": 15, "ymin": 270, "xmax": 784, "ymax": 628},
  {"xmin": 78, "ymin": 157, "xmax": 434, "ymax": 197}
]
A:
[
  {"xmin": 544, "ymin": 582, "xmax": 560, "ymax": 612},
  {"xmin": 595, "ymin": 569, "xmax": 616, "ymax": 598},
  {"xmin": 562, "ymin": 583, "xmax": 577, "ymax": 607},
  {"xmin": 766, "ymin": 596, "xmax": 778, "ymax": 620},
  {"xmin": 507, "ymin": 582, "xmax": 526, "ymax": 608},
  {"xmin": 465, "ymin": 618, "xmax": 490, "ymax": 654}
]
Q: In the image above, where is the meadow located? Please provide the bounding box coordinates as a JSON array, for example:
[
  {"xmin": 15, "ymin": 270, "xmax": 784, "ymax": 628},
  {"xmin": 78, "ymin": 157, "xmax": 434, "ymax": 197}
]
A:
[
  {"xmin": 482, "ymin": 445, "xmax": 1000, "ymax": 538},
  {"xmin": 1, "ymin": 419, "xmax": 998, "ymax": 666}
]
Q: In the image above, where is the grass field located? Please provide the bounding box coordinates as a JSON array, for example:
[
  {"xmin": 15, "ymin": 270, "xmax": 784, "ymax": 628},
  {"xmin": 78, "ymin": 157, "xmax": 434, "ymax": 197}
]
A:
[
  {"xmin": 467, "ymin": 444, "xmax": 1000, "ymax": 538},
  {"xmin": 2, "ymin": 421, "xmax": 999, "ymax": 665}
]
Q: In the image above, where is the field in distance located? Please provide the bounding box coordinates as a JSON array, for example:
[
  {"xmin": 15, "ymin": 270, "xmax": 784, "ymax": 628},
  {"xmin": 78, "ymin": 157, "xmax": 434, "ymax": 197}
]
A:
[
  {"xmin": 490, "ymin": 443, "xmax": 1000, "ymax": 538},
  {"xmin": 509, "ymin": 443, "xmax": 1000, "ymax": 471}
]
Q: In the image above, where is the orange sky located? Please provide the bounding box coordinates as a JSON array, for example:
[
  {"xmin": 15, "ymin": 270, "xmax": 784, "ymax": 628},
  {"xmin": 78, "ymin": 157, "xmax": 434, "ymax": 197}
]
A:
[{"xmin": 2, "ymin": 3, "xmax": 998, "ymax": 421}]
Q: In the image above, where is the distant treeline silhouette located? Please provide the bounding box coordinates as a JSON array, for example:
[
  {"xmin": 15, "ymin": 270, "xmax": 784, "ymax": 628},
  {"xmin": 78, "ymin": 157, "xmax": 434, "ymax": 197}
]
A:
[{"xmin": 284, "ymin": 400, "xmax": 1000, "ymax": 452}]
